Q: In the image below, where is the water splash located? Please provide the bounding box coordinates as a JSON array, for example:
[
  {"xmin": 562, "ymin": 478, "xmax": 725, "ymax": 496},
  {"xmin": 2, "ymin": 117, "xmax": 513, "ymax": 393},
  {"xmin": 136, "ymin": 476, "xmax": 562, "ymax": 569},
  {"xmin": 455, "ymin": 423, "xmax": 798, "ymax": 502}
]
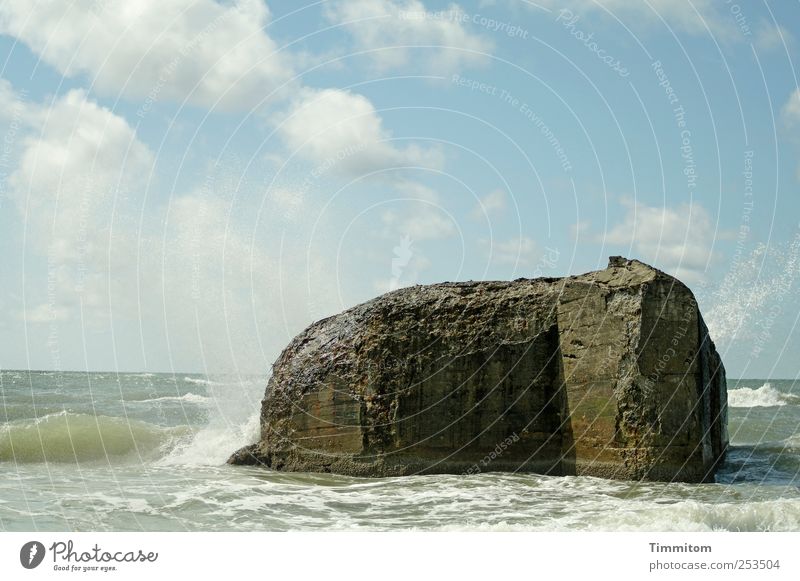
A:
[
  {"xmin": 701, "ymin": 239, "xmax": 800, "ymax": 350},
  {"xmin": 728, "ymin": 382, "xmax": 799, "ymax": 408}
]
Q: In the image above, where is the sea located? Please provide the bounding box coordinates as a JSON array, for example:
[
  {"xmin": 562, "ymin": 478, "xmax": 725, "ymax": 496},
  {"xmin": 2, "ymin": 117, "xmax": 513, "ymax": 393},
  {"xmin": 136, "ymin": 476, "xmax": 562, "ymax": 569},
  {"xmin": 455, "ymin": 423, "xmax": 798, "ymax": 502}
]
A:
[{"xmin": 1, "ymin": 370, "xmax": 799, "ymax": 531}]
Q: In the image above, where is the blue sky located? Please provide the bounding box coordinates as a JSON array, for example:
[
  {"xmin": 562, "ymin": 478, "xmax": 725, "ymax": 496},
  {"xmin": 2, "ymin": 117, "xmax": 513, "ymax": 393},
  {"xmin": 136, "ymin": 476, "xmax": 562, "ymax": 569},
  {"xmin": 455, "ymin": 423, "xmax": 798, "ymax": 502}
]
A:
[{"xmin": 0, "ymin": 0, "xmax": 798, "ymax": 378}]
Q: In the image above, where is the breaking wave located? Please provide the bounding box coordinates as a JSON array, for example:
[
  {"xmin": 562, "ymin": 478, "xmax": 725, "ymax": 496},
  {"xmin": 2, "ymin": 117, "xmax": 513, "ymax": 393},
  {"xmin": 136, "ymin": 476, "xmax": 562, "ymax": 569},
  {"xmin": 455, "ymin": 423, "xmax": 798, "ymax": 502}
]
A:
[
  {"xmin": 183, "ymin": 377, "xmax": 221, "ymax": 386},
  {"xmin": 133, "ymin": 393, "xmax": 211, "ymax": 405},
  {"xmin": 728, "ymin": 383, "xmax": 799, "ymax": 408},
  {"xmin": 0, "ymin": 412, "xmax": 189, "ymax": 463}
]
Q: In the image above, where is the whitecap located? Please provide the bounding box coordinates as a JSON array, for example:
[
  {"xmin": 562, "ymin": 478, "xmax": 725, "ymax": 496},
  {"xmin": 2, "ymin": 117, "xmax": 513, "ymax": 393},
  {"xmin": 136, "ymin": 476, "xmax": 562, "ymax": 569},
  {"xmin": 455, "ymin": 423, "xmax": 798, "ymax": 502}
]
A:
[
  {"xmin": 132, "ymin": 393, "xmax": 211, "ymax": 405},
  {"xmin": 183, "ymin": 376, "xmax": 221, "ymax": 386},
  {"xmin": 728, "ymin": 383, "xmax": 798, "ymax": 408}
]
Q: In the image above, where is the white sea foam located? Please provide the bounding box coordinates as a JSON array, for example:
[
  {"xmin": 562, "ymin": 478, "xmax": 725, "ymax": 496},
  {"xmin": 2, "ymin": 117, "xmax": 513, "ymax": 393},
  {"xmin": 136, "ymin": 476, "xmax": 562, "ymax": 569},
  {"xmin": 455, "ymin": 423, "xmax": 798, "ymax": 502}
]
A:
[
  {"xmin": 728, "ymin": 383, "xmax": 798, "ymax": 407},
  {"xmin": 427, "ymin": 498, "xmax": 800, "ymax": 532},
  {"xmin": 183, "ymin": 376, "xmax": 221, "ymax": 386},
  {"xmin": 782, "ymin": 434, "xmax": 800, "ymax": 449},
  {"xmin": 134, "ymin": 393, "xmax": 210, "ymax": 405},
  {"xmin": 149, "ymin": 374, "xmax": 265, "ymax": 466},
  {"xmin": 158, "ymin": 410, "xmax": 260, "ymax": 466}
]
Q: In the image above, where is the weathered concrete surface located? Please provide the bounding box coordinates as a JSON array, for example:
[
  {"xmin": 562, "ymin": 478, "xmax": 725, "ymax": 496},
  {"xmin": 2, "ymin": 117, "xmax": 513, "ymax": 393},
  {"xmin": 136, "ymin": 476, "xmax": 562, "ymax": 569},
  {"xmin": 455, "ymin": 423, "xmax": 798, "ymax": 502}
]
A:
[{"xmin": 229, "ymin": 257, "xmax": 728, "ymax": 482}]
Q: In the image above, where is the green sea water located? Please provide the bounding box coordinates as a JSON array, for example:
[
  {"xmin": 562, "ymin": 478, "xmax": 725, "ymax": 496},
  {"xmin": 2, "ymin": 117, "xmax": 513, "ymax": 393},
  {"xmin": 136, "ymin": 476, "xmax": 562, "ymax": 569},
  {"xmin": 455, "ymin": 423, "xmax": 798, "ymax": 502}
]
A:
[{"xmin": 1, "ymin": 370, "xmax": 799, "ymax": 531}]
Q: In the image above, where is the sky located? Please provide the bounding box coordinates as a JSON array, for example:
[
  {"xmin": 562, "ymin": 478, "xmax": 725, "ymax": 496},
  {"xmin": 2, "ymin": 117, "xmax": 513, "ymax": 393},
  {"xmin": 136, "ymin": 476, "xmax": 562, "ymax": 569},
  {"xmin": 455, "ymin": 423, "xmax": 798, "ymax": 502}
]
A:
[{"xmin": 0, "ymin": 0, "xmax": 798, "ymax": 379}]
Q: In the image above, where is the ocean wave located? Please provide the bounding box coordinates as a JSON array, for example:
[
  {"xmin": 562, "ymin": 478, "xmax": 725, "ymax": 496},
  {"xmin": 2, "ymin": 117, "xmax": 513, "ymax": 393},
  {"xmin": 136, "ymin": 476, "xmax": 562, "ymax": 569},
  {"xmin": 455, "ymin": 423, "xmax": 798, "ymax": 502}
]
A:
[
  {"xmin": 425, "ymin": 498, "xmax": 800, "ymax": 532},
  {"xmin": 728, "ymin": 383, "xmax": 799, "ymax": 408},
  {"xmin": 155, "ymin": 374, "xmax": 263, "ymax": 465},
  {"xmin": 0, "ymin": 412, "xmax": 189, "ymax": 464},
  {"xmin": 132, "ymin": 393, "xmax": 211, "ymax": 405},
  {"xmin": 782, "ymin": 434, "xmax": 800, "ymax": 450},
  {"xmin": 158, "ymin": 410, "xmax": 259, "ymax": 466},
  {"xmin": 183, "ymin": 376, "xmax": 221, "ymax": 386}
]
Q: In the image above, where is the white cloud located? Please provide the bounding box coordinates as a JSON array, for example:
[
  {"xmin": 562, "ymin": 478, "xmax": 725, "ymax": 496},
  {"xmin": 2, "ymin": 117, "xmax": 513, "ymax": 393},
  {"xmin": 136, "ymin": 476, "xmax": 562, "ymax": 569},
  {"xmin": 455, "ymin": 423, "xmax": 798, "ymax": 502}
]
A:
[
  {"xmin": 0, "ymin": 1, "xmax": 454, "ymax": 187},
  {"xmin": 0, "ymin": 78, "xmax": 27, "ymax": 122},
  {"xmin": 266, "ymin": 186, "xmax": 306, "ymax": 223},
  {"xmin": 1, "ymin": 82, "xmax": 340, "ymax": 372},
  {"xmin": 324, "ymin": 0, "xmax": 492, "ymax": 73},
  {"xmin": 21, "ymin": 303, "xmax": 73, "ymax": 324},
  {"xmin": 370, "ymin": 182, "xmax": 457, "ymax": 293},
  {"xmin": 0, "ymin": 0, "xmax": 294, "ymax": 110},
  {"xmin": 6, "ymin": 87, "xmax": 155, "ymax": 327},
  {"xmin": 782, "ymin": 89, "xmax": 800, "ymax": 125},
  {"xmin": 378, "ymin": 182, "xmax": 457, "ymax": 241},
  {"xmin": 602, "ymin": 201, "xmax": 716, "ymax": 282},
  {"xmin": 404, "ymin": 211, "xmax": 457, "ymax": 241},
  {"xmin": 126, "ymin": 188, "xmax": 341, "ymax": 373},
  {"xmin": 278, "ymin": 88, "xmax": 442, "ymax": 176},
  {"xmin": 471, "ymin": 189, "xmax": 507, "ymax": 218},
  {"xmin": 9, "ymin": 89, "xmax": 153, "ymax": 253},
  {"xmin": 381, "ymin": 207, "xmax": 456, "ymax": 241},
  {"xmin": 482, "ymin": 235, "xmax": 539, "ymax": 266},
  {"xmin": 753, "ymin": 20, "xmax": 792, "ymax": 53}
]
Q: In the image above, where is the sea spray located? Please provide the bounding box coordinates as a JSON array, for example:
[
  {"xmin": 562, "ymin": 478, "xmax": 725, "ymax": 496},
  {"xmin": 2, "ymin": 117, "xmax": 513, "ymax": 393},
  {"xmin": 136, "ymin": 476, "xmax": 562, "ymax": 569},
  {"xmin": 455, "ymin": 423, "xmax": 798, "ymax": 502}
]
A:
[
  {"xmin": 728, "ymin": 383, "xmax": 800, "ymax": 408},
  {"xmin": 159, "ymin": 375, "xmax": 263, "ymax": 465},
  {"xmin": 702, "ymin": 241, "xmax": 800, "ymax": 348}
]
